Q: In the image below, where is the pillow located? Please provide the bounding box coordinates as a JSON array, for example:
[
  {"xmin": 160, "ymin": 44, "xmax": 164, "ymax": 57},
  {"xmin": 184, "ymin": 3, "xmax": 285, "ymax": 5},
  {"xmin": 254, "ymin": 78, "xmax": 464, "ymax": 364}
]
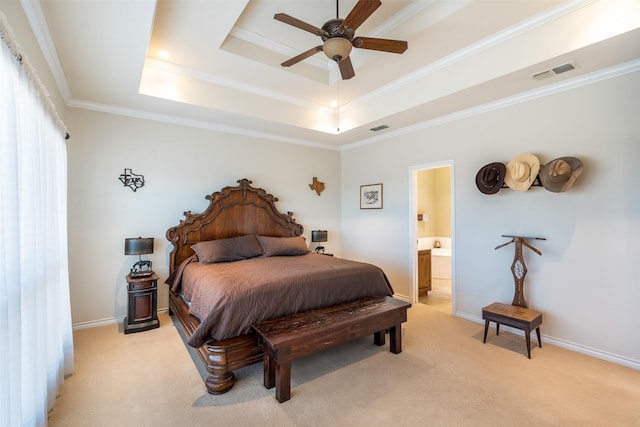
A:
[
  {"xmin": 257, "ymin": 235, "xmax": 309, "ymax": 256},
  {"xmin": 191, "ymin": 235, "xmax": 263, "ymax": 263}
]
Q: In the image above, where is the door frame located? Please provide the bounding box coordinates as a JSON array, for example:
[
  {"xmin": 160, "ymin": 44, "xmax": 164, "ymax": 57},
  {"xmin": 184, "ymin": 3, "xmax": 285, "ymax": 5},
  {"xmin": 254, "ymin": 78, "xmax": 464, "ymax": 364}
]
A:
[{"xmin": 408, "ymin": 160, "xmax": 456, "ymax": 314}]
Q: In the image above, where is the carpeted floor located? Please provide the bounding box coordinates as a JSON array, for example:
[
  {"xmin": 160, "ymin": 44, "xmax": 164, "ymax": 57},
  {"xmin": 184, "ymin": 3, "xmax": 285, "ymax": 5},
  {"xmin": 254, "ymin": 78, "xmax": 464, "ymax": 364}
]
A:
[
  {"xmin": 419, "ymin": 278, "xmax": 452, "ymax": 313},
  {"xmin": 48, "ymin": 303, "xmax": 640, "ymax": 427}
]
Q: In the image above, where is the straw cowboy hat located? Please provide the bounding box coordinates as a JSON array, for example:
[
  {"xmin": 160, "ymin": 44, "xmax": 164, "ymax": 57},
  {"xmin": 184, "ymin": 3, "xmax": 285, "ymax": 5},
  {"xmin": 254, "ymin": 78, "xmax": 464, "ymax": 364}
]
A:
[
  {"xmin": 475, "ymin": 162, "xmax": 506, "ymax": 194},
  {"xmin": 539, "ymin": 157, "xmax": 583, "ymax": 192},
  {"xmin": 504, "ymin": 153, "xmax": 540, "ymax": 192}
]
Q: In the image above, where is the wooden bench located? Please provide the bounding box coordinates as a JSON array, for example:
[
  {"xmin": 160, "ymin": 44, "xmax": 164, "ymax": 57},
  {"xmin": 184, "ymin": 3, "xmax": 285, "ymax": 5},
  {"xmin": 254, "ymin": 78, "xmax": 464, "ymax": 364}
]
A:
[
  {"xmin": 251, "ymin": 296, "xmax": 411, "ymax": 402},
  {"xmin": 482, "ymin": 302, "xmax": 542, "ymax": 359}
]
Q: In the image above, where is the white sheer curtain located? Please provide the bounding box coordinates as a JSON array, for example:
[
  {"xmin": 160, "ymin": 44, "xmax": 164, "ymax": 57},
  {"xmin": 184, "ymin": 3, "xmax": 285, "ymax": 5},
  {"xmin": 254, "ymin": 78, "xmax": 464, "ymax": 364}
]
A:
[{"xmin": 1, "ymin": 17, "xmax": 74, "ymax": 427}]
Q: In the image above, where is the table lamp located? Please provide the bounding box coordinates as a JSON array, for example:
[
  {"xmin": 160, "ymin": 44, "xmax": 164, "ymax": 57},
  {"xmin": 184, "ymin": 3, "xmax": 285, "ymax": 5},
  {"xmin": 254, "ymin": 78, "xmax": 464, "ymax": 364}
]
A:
[
  {"xmin": 311, "ymin": 230, "xmax": 328, "ymax": 254},
  {"xmin": 124, "ymin": 237, "xmax": 154, "ymax": 277}
]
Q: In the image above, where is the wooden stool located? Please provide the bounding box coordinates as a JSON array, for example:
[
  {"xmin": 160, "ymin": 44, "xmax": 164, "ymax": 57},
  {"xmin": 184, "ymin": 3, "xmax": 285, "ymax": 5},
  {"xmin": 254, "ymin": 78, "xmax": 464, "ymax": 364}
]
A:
[{"xmin": 482, "ymin": 302, "xmax": 542, "ymax": 359}]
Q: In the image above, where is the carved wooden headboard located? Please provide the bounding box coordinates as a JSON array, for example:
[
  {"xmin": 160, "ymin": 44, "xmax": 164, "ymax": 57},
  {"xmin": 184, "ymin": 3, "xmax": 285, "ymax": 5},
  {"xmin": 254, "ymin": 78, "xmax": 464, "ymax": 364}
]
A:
[{"xmin": 166, "ymin": 178, "xmax": 304, "ymax": 272}]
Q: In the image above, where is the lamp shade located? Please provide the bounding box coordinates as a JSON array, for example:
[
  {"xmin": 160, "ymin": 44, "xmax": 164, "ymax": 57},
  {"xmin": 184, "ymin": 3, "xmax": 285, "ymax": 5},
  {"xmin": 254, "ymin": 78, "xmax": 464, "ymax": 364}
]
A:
[
  {"xmin": 311, "ymin": 230, "xmax": 328, "ymax": 243},
  {"xmin": 124, "ymin": 237, "xmax": 154, "ymax": 255},
  {"xmin": 323, "ymin": 37, "xmax": 352, "ymax": 62}
]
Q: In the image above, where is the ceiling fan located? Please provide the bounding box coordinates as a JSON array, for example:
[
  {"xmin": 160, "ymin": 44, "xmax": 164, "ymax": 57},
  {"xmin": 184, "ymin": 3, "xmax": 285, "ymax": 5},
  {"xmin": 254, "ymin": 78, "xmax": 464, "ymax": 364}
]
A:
[{"xmin": 274, "ymin": 0, "xmax": 408, "ymax": 80}]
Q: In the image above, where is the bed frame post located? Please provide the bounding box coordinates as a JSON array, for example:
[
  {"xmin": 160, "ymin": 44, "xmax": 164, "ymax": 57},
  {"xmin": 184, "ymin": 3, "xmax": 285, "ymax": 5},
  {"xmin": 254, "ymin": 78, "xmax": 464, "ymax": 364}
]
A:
[
  {"xmin": 204, "ymin": 362, "xmax": 235, "ymax": 394},
  {"xmin": 169, "ymin": 288, "xmax": 262, "ymax": 394},
  {"xmin": 204, "ymin": 337, "xmax": 263, "ymax": 394}
]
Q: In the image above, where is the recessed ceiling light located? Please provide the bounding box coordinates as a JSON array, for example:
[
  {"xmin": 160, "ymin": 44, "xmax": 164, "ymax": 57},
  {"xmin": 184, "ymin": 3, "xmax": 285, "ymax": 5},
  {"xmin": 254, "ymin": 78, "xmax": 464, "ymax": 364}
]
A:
[{"xmin": 158, "ymin": 50, "xmax": 171, "ymax": 59}]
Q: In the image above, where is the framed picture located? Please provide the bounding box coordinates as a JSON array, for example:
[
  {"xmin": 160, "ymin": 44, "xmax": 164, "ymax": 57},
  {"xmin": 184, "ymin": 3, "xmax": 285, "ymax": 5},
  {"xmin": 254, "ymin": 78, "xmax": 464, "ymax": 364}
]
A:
[{"xmin": 360, "ymin": 183, "xmax": 383, "ymax": 209}]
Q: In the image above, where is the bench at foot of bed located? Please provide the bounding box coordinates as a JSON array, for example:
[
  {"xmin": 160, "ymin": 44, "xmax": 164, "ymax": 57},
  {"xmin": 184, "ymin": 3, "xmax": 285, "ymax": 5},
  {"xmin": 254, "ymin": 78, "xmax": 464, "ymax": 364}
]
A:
[{"xmin": 251, "ymin": 296, "xmax": 411, "ymax": 403}]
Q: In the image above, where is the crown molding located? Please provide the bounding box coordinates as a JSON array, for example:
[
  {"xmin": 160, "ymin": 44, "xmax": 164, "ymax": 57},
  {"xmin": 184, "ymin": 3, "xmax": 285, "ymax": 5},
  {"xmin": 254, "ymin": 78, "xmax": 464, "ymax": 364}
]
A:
[
  {"xmin": 67, "ymin": 98, "xmax": 340, "ymax": 151},
  {"xmin": 143, "ymin": 57, "xmax": 332, "ymax": 113},
  {"xmin": 229, "ymin": 26, "xmax": 329, "ymax": 70},
  {"xmin": 20, "ymin": 0, "xmax": 71, "ymax": 102},
  {"xmin": 68, "ymin": 59, "xmax": 639, "ymax": 153},
  {"xmin": 341, "ymin": 59, "xmax": 640, "ymax": 151}
]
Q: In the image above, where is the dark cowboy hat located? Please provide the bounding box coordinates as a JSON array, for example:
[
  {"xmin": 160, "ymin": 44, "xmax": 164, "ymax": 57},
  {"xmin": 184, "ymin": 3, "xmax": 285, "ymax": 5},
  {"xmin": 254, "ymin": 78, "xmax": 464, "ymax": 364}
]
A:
[
  {"xmin": 539, "ymin": 157, "xmax": 583, "ymax": 192},
  {"xmin": 475, "ymin": 162, "xmax": 506, "ymax": 194}
]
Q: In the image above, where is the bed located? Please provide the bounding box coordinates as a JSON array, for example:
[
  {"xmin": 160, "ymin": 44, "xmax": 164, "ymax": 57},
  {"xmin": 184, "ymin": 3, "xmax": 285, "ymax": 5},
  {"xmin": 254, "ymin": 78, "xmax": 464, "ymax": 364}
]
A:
[{"xmin": 165, "ymin": 178, "xmax": 394, "ymax": 394}]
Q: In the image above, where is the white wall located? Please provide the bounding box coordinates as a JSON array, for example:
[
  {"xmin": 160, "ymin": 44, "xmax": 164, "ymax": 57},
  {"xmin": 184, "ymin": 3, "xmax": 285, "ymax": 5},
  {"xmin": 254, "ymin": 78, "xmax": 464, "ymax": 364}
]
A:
[
  {"xmin": 66, "ymin": 108, "xmax": 341, "ymax": 326},
  {"xmin": 341, "ymin": 71, "xmax": 640, "ymax": 367}
]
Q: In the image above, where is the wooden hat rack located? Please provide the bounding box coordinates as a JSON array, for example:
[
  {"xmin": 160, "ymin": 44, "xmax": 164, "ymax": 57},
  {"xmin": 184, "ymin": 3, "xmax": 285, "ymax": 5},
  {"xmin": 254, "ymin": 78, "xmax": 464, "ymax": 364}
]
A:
[{"xmin": 495, "ymin": 235, "xmax": 545, "ymax": 308}]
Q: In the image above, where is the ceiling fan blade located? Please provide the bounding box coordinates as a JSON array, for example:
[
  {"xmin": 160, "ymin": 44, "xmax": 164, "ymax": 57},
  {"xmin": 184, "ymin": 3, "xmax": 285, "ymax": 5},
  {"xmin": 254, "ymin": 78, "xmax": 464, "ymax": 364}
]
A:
[
  {"xmin": 342, "ymin": 0, "xmax": 381, "ymax": 31},
  {"xmin": 338, "ymin": 56, "xmax": 355, "ymax": 80},
  {"xmin": 281, "ymin": 46, "xmax": 324, "ymax": 67},
  {"xmin": 352, "ymin": 37, "xmax": 408, "ymax": 54},
  {"xmin": 274, "ymin": 13, "xmax": 328, "ymax": 37}
]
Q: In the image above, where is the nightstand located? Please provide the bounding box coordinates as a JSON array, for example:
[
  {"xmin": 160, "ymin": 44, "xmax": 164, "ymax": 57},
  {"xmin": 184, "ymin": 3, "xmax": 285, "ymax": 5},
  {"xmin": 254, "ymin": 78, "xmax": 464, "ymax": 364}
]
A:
[{"xmin": 124, "ymin": 272, "xmax": 159, "ymax": 334}]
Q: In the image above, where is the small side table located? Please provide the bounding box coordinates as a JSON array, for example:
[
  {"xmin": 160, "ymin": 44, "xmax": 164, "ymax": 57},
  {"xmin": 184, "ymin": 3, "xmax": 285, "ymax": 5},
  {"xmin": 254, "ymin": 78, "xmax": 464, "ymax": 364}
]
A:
[{"xmin": 124, "ymin": 272, "xmax": 159, "ymax": 334}]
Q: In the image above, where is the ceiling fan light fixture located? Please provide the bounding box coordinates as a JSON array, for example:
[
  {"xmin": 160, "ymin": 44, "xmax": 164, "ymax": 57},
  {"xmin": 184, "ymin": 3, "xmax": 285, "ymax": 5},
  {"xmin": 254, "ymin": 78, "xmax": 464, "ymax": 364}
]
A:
[
  {"xmin": 323, "ymin": 37, "xmax": 352, "ymax": 62},
  {"xmin": 275, "ymin": 1, "xmax": 407, "ymax": 79}
]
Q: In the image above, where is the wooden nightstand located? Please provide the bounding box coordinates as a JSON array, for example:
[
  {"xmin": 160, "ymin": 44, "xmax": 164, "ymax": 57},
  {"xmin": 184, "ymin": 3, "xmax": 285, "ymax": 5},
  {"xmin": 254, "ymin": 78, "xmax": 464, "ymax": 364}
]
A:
[{"xmin": 124, "ymin": 272, "xmax": 159, "ymax": 334}]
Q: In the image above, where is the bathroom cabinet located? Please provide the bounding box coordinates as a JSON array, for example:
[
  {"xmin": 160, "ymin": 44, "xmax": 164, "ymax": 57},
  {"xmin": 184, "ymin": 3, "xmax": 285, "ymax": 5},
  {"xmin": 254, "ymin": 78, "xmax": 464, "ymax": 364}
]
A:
[{"xmin": 418, "ymin": 249, "xmax": 432, "ymax": 296}]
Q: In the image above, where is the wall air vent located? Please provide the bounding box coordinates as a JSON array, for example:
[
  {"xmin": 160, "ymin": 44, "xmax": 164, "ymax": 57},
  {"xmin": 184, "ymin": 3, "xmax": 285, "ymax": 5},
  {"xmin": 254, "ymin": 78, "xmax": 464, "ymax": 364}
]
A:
[
  {"xmin": 531, "ymin": 61, "xmax": 579, "ymax": 80},
  {"xmin": 370, "ymin": 124, "xmax": 389, "ymax": 132}
]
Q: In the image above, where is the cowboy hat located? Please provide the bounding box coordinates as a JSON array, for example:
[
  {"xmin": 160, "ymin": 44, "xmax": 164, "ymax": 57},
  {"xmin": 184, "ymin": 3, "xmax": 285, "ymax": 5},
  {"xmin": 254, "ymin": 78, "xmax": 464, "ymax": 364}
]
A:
[
  {"xmin": 504, "ymin": 153, "xmax": 540, "ymax": 192},
  {"xmin": 539, "ymin": 157, "xmax": 583, "ymax": 192},
  {"xmin": 475, "ymin": 162, "xmax": 506, "ymax": 194}
]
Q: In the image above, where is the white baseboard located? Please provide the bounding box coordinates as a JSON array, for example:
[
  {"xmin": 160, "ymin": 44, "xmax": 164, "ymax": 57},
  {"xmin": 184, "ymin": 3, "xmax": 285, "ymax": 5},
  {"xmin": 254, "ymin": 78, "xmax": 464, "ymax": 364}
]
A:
[
  {"xmin": 72, "ymin": 308, "xmax": 170, "ymax": 331},
  {"xmin": 456, "ymin": 311, "xmax": 640, "ymax": 371},
  {"xmin": 72, "ymin": 304, "xmax": 639, "ymax": 371},
  {"xmin": 393, "ymin": 293, "xmax": 411, "ymax": 302}
]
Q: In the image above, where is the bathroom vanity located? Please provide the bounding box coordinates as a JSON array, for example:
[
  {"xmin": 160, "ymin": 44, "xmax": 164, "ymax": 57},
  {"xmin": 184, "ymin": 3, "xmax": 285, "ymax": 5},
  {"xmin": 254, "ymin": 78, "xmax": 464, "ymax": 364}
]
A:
[{"xmin": 418, "ymin": 249, "xmax": 432, "ymax": 295}]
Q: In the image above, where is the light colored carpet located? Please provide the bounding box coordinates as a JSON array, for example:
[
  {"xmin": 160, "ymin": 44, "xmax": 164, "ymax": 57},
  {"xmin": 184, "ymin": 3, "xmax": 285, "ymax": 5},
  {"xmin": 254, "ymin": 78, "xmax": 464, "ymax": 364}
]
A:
[
  {"xmin": 419, "ymin": 279, "xmax": 452, "ymax": 313},
  {"xmin": 49, "ymin": 304, "xmax": 640, "ymax": 427}
]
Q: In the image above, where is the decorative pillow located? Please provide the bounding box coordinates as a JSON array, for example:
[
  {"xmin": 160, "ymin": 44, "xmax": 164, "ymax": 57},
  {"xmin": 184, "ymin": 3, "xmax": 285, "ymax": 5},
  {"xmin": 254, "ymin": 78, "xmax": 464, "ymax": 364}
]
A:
[
  {"xmin": 257, "ymin": 235, "xmax": 309, "ymax": 256},
  {"xmin": 191, "ymin": 235, "xmax": 263, "ymax": 263}
]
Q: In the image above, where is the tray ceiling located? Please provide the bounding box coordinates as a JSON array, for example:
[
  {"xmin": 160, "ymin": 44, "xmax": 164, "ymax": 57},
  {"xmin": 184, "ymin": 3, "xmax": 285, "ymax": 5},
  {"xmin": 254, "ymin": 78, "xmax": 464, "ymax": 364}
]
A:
[{"xmin": 29, "ymin": 0, "xmax": 640, "ymax": 149}]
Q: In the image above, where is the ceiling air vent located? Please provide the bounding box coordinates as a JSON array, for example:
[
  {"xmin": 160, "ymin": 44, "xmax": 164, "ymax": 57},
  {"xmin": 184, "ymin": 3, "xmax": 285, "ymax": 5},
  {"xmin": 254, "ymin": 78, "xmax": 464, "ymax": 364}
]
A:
[
  {"xmin": 531, "ymin": 61, "xmax": 578, "ymax": 81},
  {"xmin": 532, "ymin": 70, "xmax": 555, "ymax": 80},
  {"xmin": 552, "ymin": 62, "xmax": 576, "ymax": 74},
  {"xmin": 370, "ymin": 124, "xmax": 389, "ymax": 132}
]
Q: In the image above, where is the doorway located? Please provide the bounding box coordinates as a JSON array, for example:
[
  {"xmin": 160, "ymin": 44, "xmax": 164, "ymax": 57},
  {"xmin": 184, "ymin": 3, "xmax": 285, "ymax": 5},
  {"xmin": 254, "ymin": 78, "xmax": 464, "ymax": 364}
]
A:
[{"xmin": 410, "ymin": 161, "xmax": 455, "ymax": 314}]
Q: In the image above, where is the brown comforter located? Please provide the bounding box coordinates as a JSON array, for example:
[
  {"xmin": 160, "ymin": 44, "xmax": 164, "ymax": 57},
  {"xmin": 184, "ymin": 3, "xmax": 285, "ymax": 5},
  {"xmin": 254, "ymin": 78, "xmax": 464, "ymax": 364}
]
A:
[{"xmin": 170, "ymin": 253, "xmax": 394, "ymax": 346}]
